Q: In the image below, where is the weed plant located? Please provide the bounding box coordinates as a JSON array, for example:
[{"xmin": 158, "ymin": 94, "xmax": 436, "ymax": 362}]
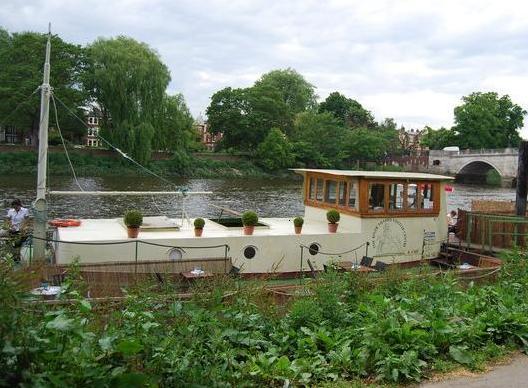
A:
[{"xmin": 2, "ymin": 251, "xmax": 528, "ymax": 386}]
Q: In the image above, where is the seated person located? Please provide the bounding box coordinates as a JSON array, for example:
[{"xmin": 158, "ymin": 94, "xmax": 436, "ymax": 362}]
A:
[
  {"xmin": 447, "ymin": 210, "xmax": 457, "ymax": 233},
  {"xmin": 1, "ymin": 199, "xmax": 30, "ymax": 237}
]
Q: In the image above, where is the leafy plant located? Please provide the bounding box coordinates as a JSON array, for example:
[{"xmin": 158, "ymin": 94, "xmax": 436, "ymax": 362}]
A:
[
  {"xmin": 193, "ymin": 218, "xmax": 205, "ymax": 229},
  {"xmin": 124, "ymin": 210, "xmax": 143, "ymax": 227},
  {"xmin": 241, "ymin": 211, "xmax": 258, "ymax": 226},
  {"xmin": 293, "ymin": 216, "xmax": 304, "ymax": 227},
  {"xmin": 326, "ymin": 209, "xmax": 340, "ymax": 224}
]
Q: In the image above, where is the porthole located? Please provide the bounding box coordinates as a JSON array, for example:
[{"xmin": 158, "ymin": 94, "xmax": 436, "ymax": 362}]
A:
[
  {"xmin": 168, "ymin": 248, "xmax": 183, "ymax": 261},
  {"xmin": 308, "ymin": 243, "xmax": 320, "ymax": 256},
  {"xmin": 243, "ymin": 245, "xmax": 257, "ymax": 259}
]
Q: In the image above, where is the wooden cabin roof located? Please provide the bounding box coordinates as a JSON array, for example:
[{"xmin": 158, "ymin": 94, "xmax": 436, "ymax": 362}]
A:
[{"xmin": 291, "ymin": 169, "xmax": 454, "ymax": 181}]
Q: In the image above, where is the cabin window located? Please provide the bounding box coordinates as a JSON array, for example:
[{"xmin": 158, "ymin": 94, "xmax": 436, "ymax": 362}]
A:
[
  {"xmin": 338, "ymin": 181, "xmax": 347, "ymax": 206},
  {"xmin": 420, "ymin": 183, "xmax": 434, "ymax": 209},
  {"xmin": 309, "ymin": 177, "xmax": 316, "ymax": 200},
  {"xmin": 389, "ymin": 183, "xmax": 404, "ymax": 210},
  {"xmin": 324, "ymin": 180, "xmax": 337, "ymax": 204},
  {"xmin": 407, "ymin": 184, "xmax": 418, "ymax": 210},
  {"xmin": 348, "ymin": 181, "xmax": 358, "ymax": 209},
  {"xmin": 316, "ymin": 179, "xmax": 324, "ymax": 201},
  {"xmin": 368, "ymin": 183, "xmax": 385, "ymax": 211}
]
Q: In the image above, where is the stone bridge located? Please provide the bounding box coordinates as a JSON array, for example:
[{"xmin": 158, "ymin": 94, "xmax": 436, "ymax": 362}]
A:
[{"xmin": 426, "ymin": 148, "xmax": 518, "ymax": 187}]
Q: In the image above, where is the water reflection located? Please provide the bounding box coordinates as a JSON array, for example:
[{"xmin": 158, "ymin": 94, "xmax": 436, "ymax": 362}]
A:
[{"xmin": 0, "ymin": 175, "xmax": 515, "ymax": 219}]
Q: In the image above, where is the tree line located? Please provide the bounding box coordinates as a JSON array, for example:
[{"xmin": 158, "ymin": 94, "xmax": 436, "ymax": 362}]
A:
[
  {"xmin": 0, "ymin": 28, "xmax": 196, "ymax": 164},
  {"xmin": 1, "ymin": 27, "xmax": 525, "ymax": 171}
]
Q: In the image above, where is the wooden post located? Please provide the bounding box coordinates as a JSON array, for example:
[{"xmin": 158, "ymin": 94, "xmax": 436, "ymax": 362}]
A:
[{"xmin": 515, "ymin": 141, "xmax": 528, "ymax": 216}]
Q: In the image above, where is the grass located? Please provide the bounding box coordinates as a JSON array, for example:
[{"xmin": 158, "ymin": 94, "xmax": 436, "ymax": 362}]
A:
[{"xmin": 2, "ymin": 250, "xmax": 528, "ymax": 386}]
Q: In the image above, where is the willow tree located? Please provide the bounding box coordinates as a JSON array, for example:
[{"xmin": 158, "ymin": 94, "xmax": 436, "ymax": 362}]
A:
[{"xmin": 84, "ymin": 36, "xmax": 170, "ymax": 163}]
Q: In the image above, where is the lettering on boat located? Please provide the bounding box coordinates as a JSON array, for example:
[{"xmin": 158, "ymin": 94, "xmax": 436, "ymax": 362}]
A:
[{"xmin": 371, "ymin": 218, "xmax": 408, "ymax": 255}]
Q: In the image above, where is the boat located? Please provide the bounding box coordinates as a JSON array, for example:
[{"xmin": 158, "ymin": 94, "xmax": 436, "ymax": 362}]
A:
[{"xmin": 48, "ymin": 169, "xmax": 454, "ymax": 276}]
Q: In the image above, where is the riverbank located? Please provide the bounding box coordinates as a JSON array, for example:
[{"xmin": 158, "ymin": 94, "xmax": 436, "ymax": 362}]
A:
[{"xmin": 0, "ymin": 151, "xmax": 287, "ymax": 179}]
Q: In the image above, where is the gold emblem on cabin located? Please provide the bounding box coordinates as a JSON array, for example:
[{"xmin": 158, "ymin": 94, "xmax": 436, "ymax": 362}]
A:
[{"xmin": 371, "ymin": 218, "xmax": 408, "ymax": 256}]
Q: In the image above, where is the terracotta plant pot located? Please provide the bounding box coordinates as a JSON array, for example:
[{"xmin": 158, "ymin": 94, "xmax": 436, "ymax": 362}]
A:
[
  {"xmin": 194, "ymin": 228, "xmax": 203, "ymax": 237},
  {"xmin": 127, "ymin": 226, "xmax": 140, "ymax": 238},
  {"xmin": 294, "ymin": 226, "xmax": 302, "ymax": 234},
  {"xmin": 328, "ymin": 223, "xmax": 338, "ymax": 233},
  {"xmin": 243, "ymin": 225, "xmax": 255, "ymax": 235}
]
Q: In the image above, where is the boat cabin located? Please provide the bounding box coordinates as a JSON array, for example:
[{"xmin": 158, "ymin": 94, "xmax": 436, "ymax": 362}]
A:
[{"xmin": 293, "ymin": 169, "xmax": 453, "ymax": 218}]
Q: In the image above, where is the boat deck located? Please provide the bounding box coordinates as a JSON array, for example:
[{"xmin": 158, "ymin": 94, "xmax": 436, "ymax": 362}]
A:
[{"xmin": 56, "ymin": 217, "xmax": 360, "ymax": 242}]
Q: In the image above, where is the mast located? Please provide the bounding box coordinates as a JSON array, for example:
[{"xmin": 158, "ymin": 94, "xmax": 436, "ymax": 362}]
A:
[{"xmin": 33, "ymin": 24, "xmax": 52, "ymax": 262}]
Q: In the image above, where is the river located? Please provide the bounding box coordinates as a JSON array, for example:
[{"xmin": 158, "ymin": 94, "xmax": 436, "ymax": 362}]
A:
[{"xmin": 0, "ymin": 175, "xmax": 516, "ymax": 219}]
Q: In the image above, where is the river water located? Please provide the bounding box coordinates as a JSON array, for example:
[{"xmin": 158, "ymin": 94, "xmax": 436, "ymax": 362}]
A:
[{"xmin": 0, "ymin": 175, "xmax": 516, "ymax": 219}]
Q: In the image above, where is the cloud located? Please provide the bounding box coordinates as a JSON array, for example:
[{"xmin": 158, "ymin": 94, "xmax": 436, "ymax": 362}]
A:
[{"xmin": 1, "ymin": 0, "xmax": 528, "ymax": 135}]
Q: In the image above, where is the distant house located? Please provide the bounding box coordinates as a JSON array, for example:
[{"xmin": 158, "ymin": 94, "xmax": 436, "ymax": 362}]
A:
[
  {"xmin": 84, "ymin": 108, "xmax": 102, "ymax": 147},
  {"xmin": 195, "ymin": 116, "xmax": 222, "ymax": 151},
  {"xmin": 0, "ymin": 125, "xmax": 31, "ymax": 145},
  {"xmin": 398, "ymin": 128, "xmax": 424, "ymax": 152}
]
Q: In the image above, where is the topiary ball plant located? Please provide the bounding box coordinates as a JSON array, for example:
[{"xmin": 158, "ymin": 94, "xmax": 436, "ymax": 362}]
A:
[
  {"xmin": 194, "ymin": 218, "xmax": 205, "ymax": 229},
  {"xmin": 293, "ymin": 216, "xmax": 304, "ymax": 227},
  {"xmin": 326, "ymin": 209, "xmax": 340, "ymax": 224},
  {"xmin": 241, "ymin": 211, "xmax": 258, "ymax": 226},
  {"xmin": 124, "ymin": 210, "xmax": 143, "ymax": 228}
]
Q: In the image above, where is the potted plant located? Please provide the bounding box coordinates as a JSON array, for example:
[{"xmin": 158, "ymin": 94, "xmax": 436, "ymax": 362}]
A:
[
  {"xmin": 241, "ymin": 211, "xmax": 258, "ymax": 235},
  {"xmin": 326, "ymin": 209, "xmax": 340, "ymax": 233},
  {"xmin": 124, "ymin": 210, "xmax": 143, "ymax": 238},
  {"xmin": 293, "ymin": 216, "xmax": 304, "ymax": 234},
  {"xmin": 194, "ymin": 217, "xmax": 205, "ymax": 237}
]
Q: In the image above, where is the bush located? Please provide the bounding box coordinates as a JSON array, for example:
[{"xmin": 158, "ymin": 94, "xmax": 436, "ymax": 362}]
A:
[
  {"xmin": 124, "ymin": 210, "xmax": 143, "ymax": 227},
  {"xmin": 326, "ymin": 209, "xmax": 340, "ymax": 224},
  {"xmin": 194, "ymin": 218, "xmax": 205, "ymax": 229},
  {"xmin": 293, "ymin": 216, "xmax": 304, "ymax": 227},
  {"xmin": 241, "ymin": 211, "xmax": 258, "ymax": 226}
]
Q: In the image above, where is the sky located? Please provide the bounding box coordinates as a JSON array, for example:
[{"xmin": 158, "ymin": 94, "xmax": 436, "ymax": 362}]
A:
[{"xmin": 2, "ymin": 0, "xmax": 528, "ymax": 135}]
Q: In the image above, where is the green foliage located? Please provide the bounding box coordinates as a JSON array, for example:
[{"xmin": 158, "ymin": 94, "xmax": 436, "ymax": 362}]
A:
[
  {"xmin": 255, "ymin": 128, "xmax": 294, "ymax": 171},
  {"xmin": 486, "ymin": 169, "xmax": 502, "ymax": 186},
  {"xmin": 420, "ymin": 126, "xmax": 458, "ymax": 150},
  {"xmin": 241, "ymin": 211, "xmax": 258, "ymax": 226},
  {"xmin": 84, "ymin": 36, "xmax": 170, "ymax": 163},
  {"xmin": 345, "ymin": 127, "xmax": 393, "ymax": 162},
  {"xmin": 454, "ymin": 92, "xmax": 526, "ymax": 149},
  {"xmin": 4, "ymin": 252, "xmax": 528, "ymax": 385},
  {"xmin": 254, "ymin": 68, "xmax": 317, "ymax": 114},
  {"xmin": 0, "ymin": 29, "xmax": 87, "ymax": 143},
  {"xmin": 193, "ymin": 218, "xmax": 205, "ymax": 229},
  {"xmin": 319, "ymin": 91, "xmax": 376, "ymax": 128},
  {"xmin": 123, "ymin": 210, "xmax": 143, "ymax": 227},
  {"xmin": 326, "ymin": 209, "xmax": 340, "ymax": 223},
  {"xmin": 293, "ymin": 216, "xmax": 304, "ymax": 227}
]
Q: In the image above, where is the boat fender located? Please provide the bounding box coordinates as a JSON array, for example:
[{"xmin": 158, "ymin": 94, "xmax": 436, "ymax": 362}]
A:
[{"xmin": 49, "ymin": 219, "xmax": 81, "ymax": 228}]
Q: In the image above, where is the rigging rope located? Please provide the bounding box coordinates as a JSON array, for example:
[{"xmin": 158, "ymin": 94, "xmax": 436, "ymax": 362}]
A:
[
  {"xmin": 50, "ymin": 93, "xmax": 84, "ymax": 191},
  {"xmin": 52, "ymin": 95, "xmax": 180, "ymax": 190}
]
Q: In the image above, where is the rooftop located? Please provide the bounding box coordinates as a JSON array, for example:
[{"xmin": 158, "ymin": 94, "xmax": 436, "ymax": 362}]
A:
[{"xmin": 291, "ymin": 169, "xmax": 454, "ymax": 181}]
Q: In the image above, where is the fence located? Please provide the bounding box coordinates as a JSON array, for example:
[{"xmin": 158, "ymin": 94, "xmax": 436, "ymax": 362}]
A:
[{"xmin": 457, "ymin": 209, "xmax": 528, "ymax": 252}]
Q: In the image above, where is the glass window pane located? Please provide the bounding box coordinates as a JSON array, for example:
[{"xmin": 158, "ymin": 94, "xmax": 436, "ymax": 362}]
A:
[
  {"xmin": 368, "ymin": 183, "xmax": 385, "ymax": 211},
  {"xmin": 421, "ymin": 183, "xmax": 435, "ymax": 209},
  {"xmin": 309, "ymin": 177, "xmax": 316, "ymax": 200},
  {"xmin": 407, "ymin": 184, "xmax": 417, "ymax": 210},
  {"xmin": 316, "ymin": 179, "xmax": 324, "ymax": 201},
  {"xmin": 324, "ymin": 180, "xmax": 337, "ymax": 204},
  {"xmin": 348, "ymin": 181, "xmax": 358, "ymax": 209},
  {"xmin": 338, "ymin": 182, "xmax": 347, "ymax": 206},
  {"xmin": 389, "ymin": 183, "xmax": 404, "ymax": 210}
]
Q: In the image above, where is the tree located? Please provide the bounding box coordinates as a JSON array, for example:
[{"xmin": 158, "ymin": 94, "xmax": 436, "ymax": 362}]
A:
[
  {"xmin": 206, "ymin": 86, "xmax": 290, "ymax": 151},
  {"xmin": 254, "ymin": 68, "xmax": 317, "ymax": 115},
  {"xmin": 255, "ymin": 128, "xmax": 294, "ymax": 170},
  {"xmin": 453, "ymin": 92, "xmax": 526, "ymax": 149},
  {"xmin": 420, "ymin": 126, "xmax": 458, "ymax": 150},
  {"xmin": 153, "ymin": 93, "xmax": 195, "ymax": 152},
  {"xmin": 84, "ymin": 36, "xmax": 170, "ymax": 163},
  {"xmin": 319, "ymin": 92, "xmax": 376, "ymax": 128},
  {"xmin": 291, "ymin": 111, "xmax": 347, "ymax": 168},
  {"xmin": 344, "ymin": 128, "xmax": 391, "ymax": 162},
  {"xmin": 0, "ymin": 29, "xmax": 87, "ymax": 145}
]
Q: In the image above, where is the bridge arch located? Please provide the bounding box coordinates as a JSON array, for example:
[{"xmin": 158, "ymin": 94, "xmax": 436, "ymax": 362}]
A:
[{"xmin": 455, "ymin": 159, "xmax": 506, "ymax": 186}]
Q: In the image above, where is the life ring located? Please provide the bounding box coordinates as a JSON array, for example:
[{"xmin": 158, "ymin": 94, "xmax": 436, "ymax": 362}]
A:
[{"xmin": 49, "ymin": 219, "xmax": 81, "ymax": 228}]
